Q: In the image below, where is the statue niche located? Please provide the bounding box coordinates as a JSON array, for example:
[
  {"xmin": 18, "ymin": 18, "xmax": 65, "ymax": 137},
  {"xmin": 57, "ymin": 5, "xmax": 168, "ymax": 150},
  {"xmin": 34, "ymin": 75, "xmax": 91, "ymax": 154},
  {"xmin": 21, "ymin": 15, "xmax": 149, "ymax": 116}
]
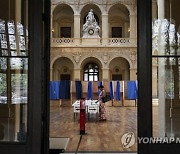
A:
[{"xmin": 82, "ymin": 9, "xmax": 100, "ymax": 38}]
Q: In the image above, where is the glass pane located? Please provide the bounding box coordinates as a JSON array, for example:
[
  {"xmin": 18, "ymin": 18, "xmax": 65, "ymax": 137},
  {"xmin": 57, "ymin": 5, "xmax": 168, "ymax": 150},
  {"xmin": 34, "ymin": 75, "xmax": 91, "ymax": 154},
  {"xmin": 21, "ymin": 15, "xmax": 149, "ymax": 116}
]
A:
[
  {"xmin": 84, "ymin": 73, "xmax": 88, "ymax": 81},
  {"xmin": 0, "ymin": 0, "xmax": 28, "ymax": 142},
  {"xmin": 0, "ymin": 20, "xmax": 6, "ymax": 33},
  {"xmin": 10, "ymin": 58, "xmax": 28, "ymax": 70},
  {"xmin": 94, "ymin": 75, "xmax": 98, "ymax": 81},
  {"xmin": 11, "ymin": 74, "xmax": 28, "ymax": 104},
  {"xmin": 0, "ymin": 34, "xmax": 8, "ymax": 49},
  {"xmin": 0, "ymin": 73, "xmax": 7, "ymax": 104},
  {"xmin": 9, "ymin": 35, "xmax": 17, "ymax": 50},
  {"xmin": 152, "ymin": 57, "xmax": 180, "ymax": 137},
  {"xmin": 1, "ymin": 50, "xmax": 8, "ymax": 56},
  {"xmin": 152, "ymin": 0, "xmax": 180, "ymax": 56},
  {"xmin": 83, "ymin": 63, "xmax": 99, "ymax": 81},
  {"xmin": 152, "ymin": 0, "xmax": 180, "ymax": 138},
  {"xmin": 0, "ymin": 57, "xmax": 7, "ymax": 70},
  {"xmin": 89, "ymin": 75, "xmax": 93, "ymax": 81}
]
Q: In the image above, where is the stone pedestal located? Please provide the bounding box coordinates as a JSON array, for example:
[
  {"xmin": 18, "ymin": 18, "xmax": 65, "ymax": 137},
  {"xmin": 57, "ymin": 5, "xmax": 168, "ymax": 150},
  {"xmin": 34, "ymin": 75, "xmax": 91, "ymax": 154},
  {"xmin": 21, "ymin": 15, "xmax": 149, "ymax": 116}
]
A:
[{"xmin": 81, "ymin": 38, "xmax": 101, "ymax": 46}]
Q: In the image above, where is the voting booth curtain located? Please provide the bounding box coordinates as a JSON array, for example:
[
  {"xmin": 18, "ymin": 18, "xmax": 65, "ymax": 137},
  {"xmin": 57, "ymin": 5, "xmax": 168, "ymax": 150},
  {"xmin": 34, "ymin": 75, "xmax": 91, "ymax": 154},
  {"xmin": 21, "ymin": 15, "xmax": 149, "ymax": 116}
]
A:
[{"xmin": 50, "ymin": 80, "xmax": 138, "ymax": 101}]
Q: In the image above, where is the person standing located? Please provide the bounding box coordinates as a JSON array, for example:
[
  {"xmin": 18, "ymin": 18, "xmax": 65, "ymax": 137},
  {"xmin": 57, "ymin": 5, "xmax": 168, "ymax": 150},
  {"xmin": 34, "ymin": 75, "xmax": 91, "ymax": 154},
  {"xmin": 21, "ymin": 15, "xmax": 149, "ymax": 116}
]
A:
[{"xmin": 98, "ymin": 85, "xmax": 106, "ymax": 121}]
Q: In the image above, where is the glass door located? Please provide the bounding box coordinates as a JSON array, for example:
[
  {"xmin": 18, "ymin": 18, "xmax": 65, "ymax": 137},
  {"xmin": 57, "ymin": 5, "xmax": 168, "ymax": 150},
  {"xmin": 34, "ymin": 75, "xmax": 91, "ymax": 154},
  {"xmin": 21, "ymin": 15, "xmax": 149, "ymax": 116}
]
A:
[
  {"xmin": 0, "ymin": 0, "xmax": 28, "ymax": 143},
  {"xmin": 138, "ymin": 0, "xmax": 180, "ymax": 153},
  {"xmin": 0, "ymin": 0, "xmax": 50, "ymax": 154},
  {"xmin": 152, "ymin": 0, "xmax": 180, "ymax": 138}
]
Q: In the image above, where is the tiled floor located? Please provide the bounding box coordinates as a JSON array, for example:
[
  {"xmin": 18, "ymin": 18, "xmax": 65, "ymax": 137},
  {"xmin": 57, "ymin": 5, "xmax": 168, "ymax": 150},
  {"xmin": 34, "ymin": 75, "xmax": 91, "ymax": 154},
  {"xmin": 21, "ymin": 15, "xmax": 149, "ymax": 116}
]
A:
[{"xmin": 49, "ymin": 100, "xmax": 158, "ymax": 153}]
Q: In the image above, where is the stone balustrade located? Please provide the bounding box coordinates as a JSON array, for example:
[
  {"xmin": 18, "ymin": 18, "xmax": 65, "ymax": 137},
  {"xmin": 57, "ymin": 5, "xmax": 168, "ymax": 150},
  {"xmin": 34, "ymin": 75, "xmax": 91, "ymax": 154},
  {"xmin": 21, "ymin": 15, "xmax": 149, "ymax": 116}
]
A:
[{"xmin": 51, "ymin": 38, "xmax": 137, "ymax": 47}]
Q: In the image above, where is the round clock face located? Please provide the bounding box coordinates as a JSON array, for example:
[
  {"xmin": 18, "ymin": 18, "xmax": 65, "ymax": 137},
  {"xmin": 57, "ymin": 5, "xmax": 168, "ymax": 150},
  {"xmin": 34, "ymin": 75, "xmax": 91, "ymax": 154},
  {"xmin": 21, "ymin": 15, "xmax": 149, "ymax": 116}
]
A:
[{"xmin": 88, "ymin": 29, "xmax": 94, "ymax": 35}]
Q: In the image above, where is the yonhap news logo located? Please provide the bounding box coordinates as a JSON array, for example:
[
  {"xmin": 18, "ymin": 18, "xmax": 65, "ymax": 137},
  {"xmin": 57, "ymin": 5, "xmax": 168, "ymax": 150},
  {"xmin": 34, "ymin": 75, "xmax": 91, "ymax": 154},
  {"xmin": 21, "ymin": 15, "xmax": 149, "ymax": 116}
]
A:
[
  {"xmin": 121, "ymin": 132, "xmax": 135, "ymax": 149},
  {"xmin": 121, "ymin": 132, "xmax": 180, "ymax": 149}
]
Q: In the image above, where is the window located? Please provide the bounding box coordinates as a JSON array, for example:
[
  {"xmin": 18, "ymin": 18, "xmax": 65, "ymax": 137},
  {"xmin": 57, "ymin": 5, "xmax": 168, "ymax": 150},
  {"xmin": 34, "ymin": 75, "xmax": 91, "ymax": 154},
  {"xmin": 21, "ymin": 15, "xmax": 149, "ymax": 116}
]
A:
[
  {"xmin": 0, "ymin": 19, "xmax": 28, "ymax": 142},
  {"xmin": 83, "ymin": 63, "xmax": 99, "ymax": 81},
  {"xmin": 112, "ymin": 74, "xmax": 122, "ymax": 81},
  {"xmin": 60, "ymin": 27, "xmax": 71, "ymax": 38},
  {"xmin": 112, "ymin": 27, "xmax": 122, "ymax": 38}
]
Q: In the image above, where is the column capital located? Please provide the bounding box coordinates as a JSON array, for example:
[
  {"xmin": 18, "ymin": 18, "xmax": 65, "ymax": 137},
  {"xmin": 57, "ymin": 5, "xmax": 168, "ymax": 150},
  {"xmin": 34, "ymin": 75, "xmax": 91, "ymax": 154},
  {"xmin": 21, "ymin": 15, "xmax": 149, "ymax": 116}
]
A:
[
  {"xmin": 74, "ymin": 13, "xmax": 80, "ymax": 17},
  {"xmin": 102, "ymin": 13, "xmax": 108, "ymax": 17}
]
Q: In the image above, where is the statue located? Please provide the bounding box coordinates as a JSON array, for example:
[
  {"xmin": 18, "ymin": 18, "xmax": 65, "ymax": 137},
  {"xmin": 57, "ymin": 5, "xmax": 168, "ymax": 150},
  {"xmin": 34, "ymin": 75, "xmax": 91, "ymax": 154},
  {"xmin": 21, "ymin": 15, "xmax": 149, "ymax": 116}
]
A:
[
  {"xmin": 86, "ymin": 9, "xmax": 96, "ymax": 24},
  {"xmin": 82, "ymin": 9, "xmax": 100, "ymax": 38}
]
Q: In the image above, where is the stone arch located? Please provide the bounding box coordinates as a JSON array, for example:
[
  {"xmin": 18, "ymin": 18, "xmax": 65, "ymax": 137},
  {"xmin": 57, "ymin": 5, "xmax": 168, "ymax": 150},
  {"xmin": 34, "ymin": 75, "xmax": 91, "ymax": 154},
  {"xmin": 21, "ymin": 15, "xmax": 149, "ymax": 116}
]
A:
[
  {"xmin": 108, "ymin": 57, "xmax": 130, "ymax": 81},
  {"xmin": 108, "ymin": 3, "xmax": 130, "ymax": 38},
  {"xmin": 52, "ymin": 2, "xmax": 75, "ymax": 14},
  {"xmin": 108, "ymin": 55, "xmax": 133, "ymax": 69},
  {"xmin": 52, "ymin": 56, "xmax": 74, "ymax": 81},
  {"xmin": 80, "ymin": 3, "xmax": 102, "ymax": 37},
  {"xmin": 79, "ymin": 56, "xmax": 103, "ymax": 69},
  {"xmin": 108, "ymin": 3, "xmax": 131, "ymax": 15},
  {"xmin": 80, "ymin": 3, "xmax": 103, "ymax": 15},
  {"xmin": 50, "ymin": 55, "xmax": 75, "ymax": 69},
  {"xmin": 80, "ymin": 57, "xmax": 103, "ymax": 81},
  {"xmin": 52, "ymin": 3, "xmax": 74, "ymax": 37}
]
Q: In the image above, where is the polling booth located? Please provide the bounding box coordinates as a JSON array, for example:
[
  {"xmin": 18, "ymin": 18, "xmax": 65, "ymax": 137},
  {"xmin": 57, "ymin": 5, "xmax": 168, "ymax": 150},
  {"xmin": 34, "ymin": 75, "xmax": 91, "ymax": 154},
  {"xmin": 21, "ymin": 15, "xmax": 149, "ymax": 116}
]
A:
[
  {"xmin": 50, "ymin": 80, "xmax": 138, "ymax": 107},
  {"xmin": 49, "ymin": 81, "xmax": 60, "ymax": 107}
]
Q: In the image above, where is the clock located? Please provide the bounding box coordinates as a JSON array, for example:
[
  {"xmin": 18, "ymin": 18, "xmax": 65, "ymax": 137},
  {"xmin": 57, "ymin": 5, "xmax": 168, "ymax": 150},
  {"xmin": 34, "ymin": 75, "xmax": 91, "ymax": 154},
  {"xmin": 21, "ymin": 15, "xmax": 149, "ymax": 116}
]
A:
[{"xmin": 88, "ymin": 29, "xmax": 94, "ymax": 35}]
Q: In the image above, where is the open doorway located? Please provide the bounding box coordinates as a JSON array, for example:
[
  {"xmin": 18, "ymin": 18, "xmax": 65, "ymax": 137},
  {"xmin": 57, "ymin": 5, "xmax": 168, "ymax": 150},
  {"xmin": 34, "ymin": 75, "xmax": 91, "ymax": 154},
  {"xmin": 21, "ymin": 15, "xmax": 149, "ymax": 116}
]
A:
[{"xmin": 49, "ymin": 0, "xmax": 137, "ymax": 153}]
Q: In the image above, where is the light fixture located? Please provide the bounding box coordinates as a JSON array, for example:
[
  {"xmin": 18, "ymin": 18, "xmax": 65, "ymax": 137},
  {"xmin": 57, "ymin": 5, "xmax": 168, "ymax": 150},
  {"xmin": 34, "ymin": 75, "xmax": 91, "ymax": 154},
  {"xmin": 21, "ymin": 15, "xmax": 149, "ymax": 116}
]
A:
[{"xmin": 128, "ymin": 27, "xmax": 130, "ymax": 32}]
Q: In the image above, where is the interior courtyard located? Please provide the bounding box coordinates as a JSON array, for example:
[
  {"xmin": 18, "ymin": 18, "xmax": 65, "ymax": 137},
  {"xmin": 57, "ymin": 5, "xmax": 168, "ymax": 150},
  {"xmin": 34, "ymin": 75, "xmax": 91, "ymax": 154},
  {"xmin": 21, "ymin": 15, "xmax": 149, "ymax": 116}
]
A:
[{"xmin": 0, "ymin": 0, "xmax": 180, "ymax": 153}]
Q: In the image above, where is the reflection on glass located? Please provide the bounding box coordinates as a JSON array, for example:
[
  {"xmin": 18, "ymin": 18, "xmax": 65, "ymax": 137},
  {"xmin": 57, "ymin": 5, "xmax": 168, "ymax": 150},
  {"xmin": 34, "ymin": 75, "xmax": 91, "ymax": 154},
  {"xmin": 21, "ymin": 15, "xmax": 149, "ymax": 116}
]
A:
[
  {"xmin": 0, "ymin": 73, "xmax": 7, "ymax": 104},
  {"xmin": 10, "ymin": 58, "xmax": 28, "ymax": 70},
  {"xmin": 1, "ymin": 50, "xmax": 8, "ymax": 56},
  {"xmin": 152, "ymin": 0, "xmax": 180, "ymax": 138},
  {"xmin": 0, "ymin": 0, "xmax": 28, "ymax": 142},
  {"xmin": 0, "ymin": 20, "xmax": 6, "ymax": 33},
  {"xmin": 17, "ymin": 22, "xmax": 24, "ymax": 36},
  {"xmin": 9, "ymin": 35, "xmax": 17, "ymax": 50},
  {"xmin": 8, "ymin": 21, "xmax": 15, "ymax": 34},
  {"xmin": 11, "ymin": 50, "xmax": 17, "ymax": 56},
  {"xmin": 11, "ymin": 74, "xmax": 28, "ymax": 104},
  {"xmin": 0, "ymin": 58, "xmax": 7, "ymax": 70},
  {"xmin": 19, "ymin": 36, "xmax": 25, "ymax": 50},
  {"xmin": 0, "ymin": 34, "xmax": 8, "ymax": 49}
]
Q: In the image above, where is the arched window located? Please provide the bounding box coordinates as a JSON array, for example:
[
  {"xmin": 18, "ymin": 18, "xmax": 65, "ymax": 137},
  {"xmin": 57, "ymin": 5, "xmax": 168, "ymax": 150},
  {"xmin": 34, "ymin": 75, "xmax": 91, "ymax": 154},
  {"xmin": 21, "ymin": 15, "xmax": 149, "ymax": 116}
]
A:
[{"xmin": 83, "ymin": 62, "xmax": 99, "ymax": 81}]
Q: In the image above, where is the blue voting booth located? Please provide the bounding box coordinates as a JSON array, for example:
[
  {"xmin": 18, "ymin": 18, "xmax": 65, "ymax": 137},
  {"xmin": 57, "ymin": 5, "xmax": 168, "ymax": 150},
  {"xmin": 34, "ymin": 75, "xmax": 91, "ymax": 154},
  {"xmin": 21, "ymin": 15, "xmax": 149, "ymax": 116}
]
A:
[
  {"xmin": 127, "ymin": 81, "xmax": 138, "ymax": 106},
  {"xmin": 50, "ymin": 81, "xmax": 60, "ymax": 100},
  {"xmin": 87, "ymin": 81, "xmax": 93, "ymax": 100},
  {"xmin": 75, "ymin": 81, "xmax": 82, "ymax": 100},
  {"xmin": 50, "ymin": 80, "xmax": 138, "ymax": 106}
]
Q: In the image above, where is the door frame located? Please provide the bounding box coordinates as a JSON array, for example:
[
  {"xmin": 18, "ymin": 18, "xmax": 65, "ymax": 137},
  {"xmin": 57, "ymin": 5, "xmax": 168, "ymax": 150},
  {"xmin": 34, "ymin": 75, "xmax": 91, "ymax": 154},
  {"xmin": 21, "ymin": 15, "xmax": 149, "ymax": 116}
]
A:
[
  {"xmin": 138, "ymin": 0, "xmax": 180, "ymax": 153},
  {"xmin": 0, "ymin": 0, "xmax": 50, "ymax": 153}
]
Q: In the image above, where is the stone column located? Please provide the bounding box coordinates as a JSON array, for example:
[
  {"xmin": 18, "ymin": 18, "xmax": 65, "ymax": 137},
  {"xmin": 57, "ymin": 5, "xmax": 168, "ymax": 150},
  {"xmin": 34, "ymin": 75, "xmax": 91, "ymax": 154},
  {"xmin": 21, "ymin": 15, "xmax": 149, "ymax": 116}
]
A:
[
  {"xmin": 130, "ymin": 68, "xmax": 137, "ymax": 80},
  {"xmin": 74, "ymin": 69, "xmax": 81, "ymax": 80},
  {"xmin": 50, "ymin": 68, "xmax": 53, "ymax": 80},
  {"xmin": 54, "ymin": 22, "xmax": 58, "ymax": 37},
  {"xmin": 130, "ymin": 14, "xmax": 137, "ymax": 44},
  {"xmin": 102, "ymin": 14, "xmax": 109, "ymax": 45},
  {"xmin": 124, "ymin": 22, "xmax": 129, "ymax": 38},
  {"xmin": 74, "ymin": 14, "xmax": 81, "ymax": 45},
  {"xmin": 102, "ymin": 68, "xmax": 109, "ymax": 80},
  {"xmin": 51, "ymin": 11, "xmax": 53, "ymax": 38}
]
